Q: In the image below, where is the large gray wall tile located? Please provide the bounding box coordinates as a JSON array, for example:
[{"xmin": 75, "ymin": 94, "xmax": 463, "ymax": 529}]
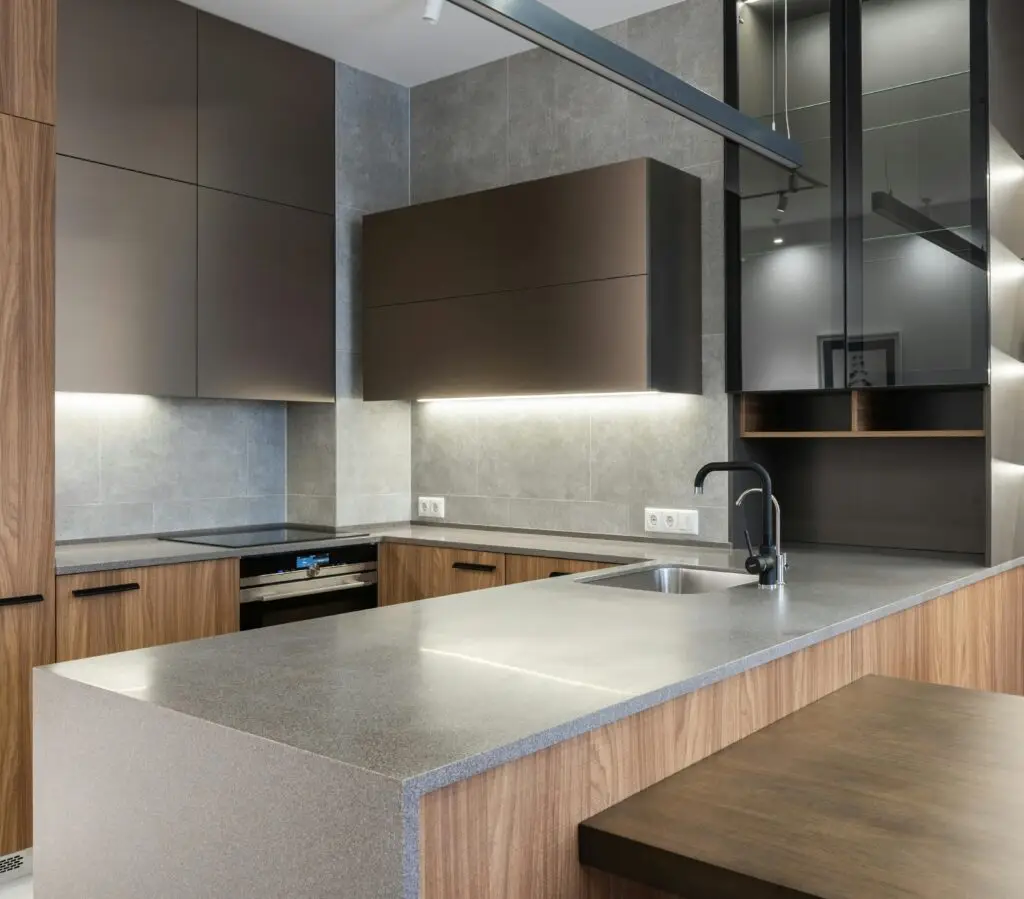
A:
[
  {"xmin": 411, "ymin": 405, "xmax": 479, "ymax": 497},
  {"xmin": 508, "ymin": 23, "xmax": 630, "ymax": 183},
  {"xmin": 247, "ymin": 404, "xmax": 287, "ymax": 497},
  {"xmin": 287, "ymin": 403, "xmax": 337, "ymax": 498},
  {"xmin": 57, "ymin": 502, "xmax": 155, "ymax": 542},
  {"xmin": 287, "ymin": 494, "xmax": 337, "ymax": 528},
  {"xmin": 336, "ymin": 63, "xmax": 410, "ymax": 214},
  {"xmin": 56, "ymin": 397, "xmax": 288, "ymax": 540},
  {"xmin": 477, "ymin": 406, "xmax": 591, "ymax": 501},
  {"xmin": 411, "ymin": 60, "xmax": 509, "ymax": 203},
  {"xmin": 443, "ymin": 495, "xmax": 512, "ymax": 528}
]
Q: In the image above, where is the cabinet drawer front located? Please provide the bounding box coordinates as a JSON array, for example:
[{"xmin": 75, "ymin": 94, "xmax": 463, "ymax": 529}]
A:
[
  {"xmin": 505, "ymin": 555, "xmax": 612, "ymax": 585},
  {"xmin": 56, "ymin": 560, "xmax": 238, "ymax": 662},
  {"xmin": 445, "ymin": 550, "xmax": 505, "ymax": 595}
]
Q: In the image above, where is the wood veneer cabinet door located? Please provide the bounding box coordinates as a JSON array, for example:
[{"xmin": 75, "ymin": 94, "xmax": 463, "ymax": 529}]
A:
[
  {"xmin": 0, "ymin": 596, "xmax": 54, "ymax": 856},
  {"xmin": 504, "ymin": 555, "xmax": 611, "ymax": 585},
  {"xmin": 56, "ymin": 560, "xmax": 239, "ymax": 663},
  {"xmin": 0, "ymin": 0, "xmax": 55, "ymax": 124},
  {"xmin": 0, "ymin": 112, "xmax": 55, "ymax": 857},
  {"xmin": 379, "ymin": 543, "xmax": 505, "ymax": 605}
]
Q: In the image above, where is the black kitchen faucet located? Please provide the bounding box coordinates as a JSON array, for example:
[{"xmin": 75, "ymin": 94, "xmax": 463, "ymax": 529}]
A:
[{"xmin": 694, "ymin": 461, "xmax": 780, "ymax": 589}]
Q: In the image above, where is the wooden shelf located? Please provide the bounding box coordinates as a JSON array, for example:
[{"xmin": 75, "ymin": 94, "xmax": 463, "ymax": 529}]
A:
[{"xmin": 740, "ymin": 389, "xmax": 986, "ymax": 440}]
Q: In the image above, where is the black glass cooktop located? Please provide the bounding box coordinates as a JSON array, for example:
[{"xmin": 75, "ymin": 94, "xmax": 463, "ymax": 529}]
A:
[{"xmin": 163, "ymin": 527, "xmax": 358, "ymax": 549}]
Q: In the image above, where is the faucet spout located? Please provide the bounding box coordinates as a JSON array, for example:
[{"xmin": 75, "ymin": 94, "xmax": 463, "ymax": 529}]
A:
[
  {"xmin": 694, "ymin": 461, "xmax": 779, "ymax": 588},
  {"xmin": 694, "ymin": 461, "xmax": 774, "ymax": 547}
]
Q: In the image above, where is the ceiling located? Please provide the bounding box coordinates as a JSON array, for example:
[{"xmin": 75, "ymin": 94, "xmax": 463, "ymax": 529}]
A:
[{"xmin": 184, "ymin": 0, "xmax": 686, "ymax": 86}]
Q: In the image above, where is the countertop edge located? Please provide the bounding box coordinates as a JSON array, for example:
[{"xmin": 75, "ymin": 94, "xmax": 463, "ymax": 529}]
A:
[{"xmin": 54, "ymin": 527, "xmax": 721, "ymax": 575}]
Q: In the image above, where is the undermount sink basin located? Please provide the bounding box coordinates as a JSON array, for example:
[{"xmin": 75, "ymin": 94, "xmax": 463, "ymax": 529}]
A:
[{"xmin": 584, "ymin": 565, "xmax": 758, "ymax": 595}]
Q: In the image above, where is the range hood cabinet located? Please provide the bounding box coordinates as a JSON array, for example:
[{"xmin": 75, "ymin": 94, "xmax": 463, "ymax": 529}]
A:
[{"xmin": 362, "ymin": 158, "xmax": 702, "ymax": 401}]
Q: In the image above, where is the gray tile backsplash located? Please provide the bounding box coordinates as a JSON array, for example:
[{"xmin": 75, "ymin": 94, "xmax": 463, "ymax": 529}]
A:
[
  {"xmin": 408, "ymin": 0, "xmax": 730, "ymax": 543},
  {"xmin": 56, "ymin": 396, "xmax": 287, "ymax": 541}
]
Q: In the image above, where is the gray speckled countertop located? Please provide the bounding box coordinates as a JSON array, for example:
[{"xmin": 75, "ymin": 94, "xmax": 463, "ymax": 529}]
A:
[
  {"xmin": 46, "ymin": 543, "xmax": 1006, "ymax": 795},
  {"xmin": 54, "ymin": 523, "xmax": 734, "ymax": 574}
]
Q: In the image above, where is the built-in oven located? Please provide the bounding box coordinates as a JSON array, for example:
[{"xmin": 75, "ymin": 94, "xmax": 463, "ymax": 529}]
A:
[{"xmin": 239, "ymin": 543, "xmax": 378, "ymax": 631}]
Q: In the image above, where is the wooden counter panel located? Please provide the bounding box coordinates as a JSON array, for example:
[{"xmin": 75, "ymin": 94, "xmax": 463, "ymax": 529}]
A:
[
  {"xmin": 421, "ymin": 568, "xmax": 1024, "ymax": 899},
  {"xmin": 420, "ymin": 632, "xmax": 854, "ymax": 899}
]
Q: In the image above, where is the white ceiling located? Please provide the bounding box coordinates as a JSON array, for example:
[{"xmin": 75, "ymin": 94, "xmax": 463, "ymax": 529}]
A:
[{"xmin": 185, "ymin": 0, "xmax": 683, "ymax": 86}]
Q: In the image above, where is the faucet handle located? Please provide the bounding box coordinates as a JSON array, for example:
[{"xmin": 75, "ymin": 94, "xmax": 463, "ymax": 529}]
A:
[{"xmin": 743, "ymin": 529, "xmax": 755, "ymax": 558}]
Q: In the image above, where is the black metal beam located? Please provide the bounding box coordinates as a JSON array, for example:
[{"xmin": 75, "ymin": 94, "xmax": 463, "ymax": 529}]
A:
[
  {"xmin": 871, "ymin": 192, "xmax": 988, "ymax": 271},
  {"xmin": 446, "ymin": 0, "xmax": 805, "ymax": 170}
]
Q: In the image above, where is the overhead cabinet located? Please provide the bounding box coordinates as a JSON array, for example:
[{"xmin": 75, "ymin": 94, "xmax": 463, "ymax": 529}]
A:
[
  {"xmin": 56, "ymin": 156, "xmax": 198, "ymax": 396},
  {"xmin": 54, "ymin": 0, "xmax": 335, "ymax": 402},
  {"xmin": 363, "ymin": 158, "xmax": 703, "ymax": 400},
  {"xmin": 198, "ymin": 188, "xmax": 335, "ymax": 402},
  {"xmin": 57, "ymin": 0, "xmax": 197, "ymax": 181},
  {"xmin": 197, "ymin": 11, "xmax": 334, "ymax": 214}
]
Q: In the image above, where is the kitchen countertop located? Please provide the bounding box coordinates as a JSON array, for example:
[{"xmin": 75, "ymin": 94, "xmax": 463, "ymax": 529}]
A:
[
  {"xmin": 44, "ymin": 542, "xmax": 1001, "ymax": 797},
  {"xmin": 54, "ymin": 523, "xmax": 737, "ymax": 574}
]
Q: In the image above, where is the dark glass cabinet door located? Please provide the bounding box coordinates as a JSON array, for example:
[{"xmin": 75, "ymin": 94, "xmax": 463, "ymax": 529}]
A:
[
  {"xmin": 853, "ymin": 0, "xmax": 987, "ymax": 387},
  {"xmin": 734, "ymin": 0, "xmax": 843, "ymax": 392},
  {"xmin": 732, "ymin": 0, "xmax": 987, "ymax": 391}
]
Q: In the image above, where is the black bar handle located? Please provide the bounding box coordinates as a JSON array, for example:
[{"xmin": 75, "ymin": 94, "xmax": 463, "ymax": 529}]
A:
[
  {"xmin": 0, "ymin": 594, "xmax": 44, "ymax": 608},
  {"xmin": 452, "ymin": 562, "xmax": 497, "ymax": 574},
  {"xmin": 72, "ymin": 582, "xmax": 141, "ymax": 599},
  {"xmin": 548, "ymin": 571, "xmax": 571, "ymax": 578}
]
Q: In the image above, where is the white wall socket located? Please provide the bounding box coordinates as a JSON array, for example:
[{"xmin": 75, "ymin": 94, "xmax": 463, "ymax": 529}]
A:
[
  {"xmin": 418, "ymin": 496, "xmax": 446, "ymax": 519},
  {"xmin": 645, "ymin": 507, "xmax": 699, "ymax": 536}
]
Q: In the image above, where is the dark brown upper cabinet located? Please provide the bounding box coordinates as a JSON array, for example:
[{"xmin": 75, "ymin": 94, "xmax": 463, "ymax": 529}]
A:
[
  {"xmin": 197, "ymin": 12, "xmax": 334, "ymax": 214},
  {"xmin": 362, "ymin": 159, "xmax": 702, "ymax": 400},
  {"xmin": 56, "ymin": 156, "xmax": 197, "ymax": 397},
  {"xmin": 57, "ymin": 0, "xmax": 197, "ymax": 181},
  {"xmin": 197, "ymin": 188, "xmax": 334, "ymax": 403}
]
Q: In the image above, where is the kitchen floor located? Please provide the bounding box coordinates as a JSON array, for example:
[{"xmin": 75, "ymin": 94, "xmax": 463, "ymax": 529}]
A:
[{"xmin": 0, "ymin": 878, "xmax": 31, "ymax": 898}]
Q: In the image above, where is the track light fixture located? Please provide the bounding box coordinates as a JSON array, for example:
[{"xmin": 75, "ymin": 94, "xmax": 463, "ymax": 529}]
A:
[
  {"xmin": 424, "ymin": 0, "xmax": 444, "ymax": 24},
  {"xmin": 776, "ymin": 191, "xmax": 789, "ymax": 214}
]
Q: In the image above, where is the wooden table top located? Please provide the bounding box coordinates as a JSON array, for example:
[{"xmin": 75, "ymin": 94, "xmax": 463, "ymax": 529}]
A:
[{"xmin": 579, "ymin": 675, "xmax": 1024, "ymax": 899}]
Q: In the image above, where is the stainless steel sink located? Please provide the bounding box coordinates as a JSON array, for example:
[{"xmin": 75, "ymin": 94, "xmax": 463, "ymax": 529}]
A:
[{"xmin": 583, "ymin": 565, "xmax": 758, "ymax": 595}]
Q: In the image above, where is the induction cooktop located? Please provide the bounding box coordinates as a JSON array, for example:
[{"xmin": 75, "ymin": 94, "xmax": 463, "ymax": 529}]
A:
[{"xmin": 162, "ymin": 526, "xmax": 365, "ymax": 549}]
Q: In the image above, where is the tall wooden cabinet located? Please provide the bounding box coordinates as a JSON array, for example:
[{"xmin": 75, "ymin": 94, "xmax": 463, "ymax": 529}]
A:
[{"xmin": 0, "ymin": 0, "xmax": 56, "ymax": 860}]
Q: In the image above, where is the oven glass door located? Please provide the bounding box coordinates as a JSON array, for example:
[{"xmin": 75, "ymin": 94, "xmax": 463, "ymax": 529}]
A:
[{"xmin": 240, "ymin": 572, "xmax": 378, "ymax": 630}]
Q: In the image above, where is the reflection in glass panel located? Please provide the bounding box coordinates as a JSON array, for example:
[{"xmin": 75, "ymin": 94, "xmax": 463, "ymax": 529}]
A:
[
  {"xmin": 857, "ymin": 0, "xmax": 987, "ymax": 387},
  {"xmin": 735, "ymin": 0, "xmax": 841, "ymax": 391}
]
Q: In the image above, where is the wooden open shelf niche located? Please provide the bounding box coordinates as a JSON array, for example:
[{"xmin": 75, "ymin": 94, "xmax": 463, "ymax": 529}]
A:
[{"xmin": 740, "ymin": 387, "xmax": 986, "ymax": 439}]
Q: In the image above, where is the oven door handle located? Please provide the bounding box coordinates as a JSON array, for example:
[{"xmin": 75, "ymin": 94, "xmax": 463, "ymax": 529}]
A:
[{"xmin": 240, "ymin": 573, "xmax": 378, "ymax": 604}]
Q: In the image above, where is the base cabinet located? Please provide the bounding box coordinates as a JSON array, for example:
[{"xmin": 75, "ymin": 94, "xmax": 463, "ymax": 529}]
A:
[
  {"xmin": 505, "ymin": 555, "xmax": 611, "ymax": 585},
  {"xmin": 0, "ymin": 594, "xmax": 54, "ymax": 856},
  {"xmin": 380, "ymin": 544, "xmax": 615, "ymax": 605},
  {"xmin": 56, "ymin": 559, "xmax": 239, "ymax": 663},
  {"xmin": 380, "ymin": 544, "xmax": 505, "ymax": 606}
]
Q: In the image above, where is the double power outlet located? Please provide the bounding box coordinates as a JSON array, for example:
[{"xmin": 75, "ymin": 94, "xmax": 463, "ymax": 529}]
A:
[
  {"xmin": 417, "ymin": 496, "xmax": 446, "ymax": 519},
  {"xmin": 645, "ymin": 507, "xmax": 699, "ymax": 536}
]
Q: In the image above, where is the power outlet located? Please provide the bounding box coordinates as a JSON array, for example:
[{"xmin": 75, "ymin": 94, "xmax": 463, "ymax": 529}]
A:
[
  {"xmin": 645, "ymin": 507, "xmax": 699, "ymax": 535},
  {"xmin": 418, "ymin": 496, "xmax": 446, "ymax": 519}
]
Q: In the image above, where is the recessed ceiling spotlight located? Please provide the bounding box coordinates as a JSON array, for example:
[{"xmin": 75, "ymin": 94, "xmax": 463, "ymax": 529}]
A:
[
  {"xmin": 773, "ymin": 237, "xmax": 784, "ymax": 245},
  {"xmin": 423, "ymin": 0, "xmax": 444, "ymax": 24}
]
